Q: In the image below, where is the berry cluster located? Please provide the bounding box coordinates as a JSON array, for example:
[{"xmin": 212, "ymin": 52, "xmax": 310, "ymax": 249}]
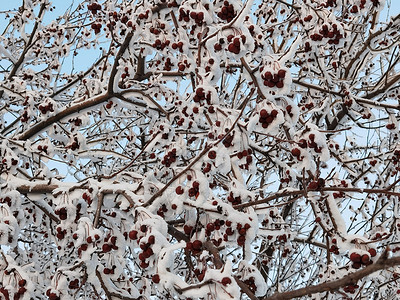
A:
[
  {"xmin": 87, "ymin": 3, "xmax": 101, "ymax": 15},
  {"xmin": 152, "ymin": 38, "xmax": 170, "ymax": 50},
  {"xmin": 217, "ymin": 1, "xmax": 236, "ymax": 22},
  {"xmin": 258, "ymin": 108, "xmax": 278, "ymax": 128},
  {"xmin": 349, "ymin": 248, "xmax": 376, "ymax": 269},
  {"xmin": 205, "ymin": 219, "xmax": 225, "ymax": 237},
  {"xmin": 227, "ymin": 191, "xmax": 241, "ymax": 205},
  {"xmin": 178, "ymin": 8, "xmax": 190, "ymax": 22},
  {"xmin": 157, "ymin": 203, "xmax": 168, "ymax": 217},
  {"xmin": 310, "ymin": 24, "xmax": 343, "ymax": 45},
  {"xmin": 0, "ymin": 278, "xmax": 27, "ymax": 300},
  {"xmin": 0, "ymin": 157, "xmax": 18, "ymax": 173},
  {"xmin": 186, "ymin": 239, "xmax": 203, "ymax": 254},
  {"xmin": 321, "ymin": 0, "xmax": 336, "ymax": 7},
  {"xmin": 149, "ymin": 23, "xmax": 165, "ymax": 35},
  {"xmin": 236, "ymin": 223, "xmax": 251, "ymax": 246},
  {"xmin": 307, "ymin": 178, "xmax": 325, "ymax": 191},
  {"xmin": 163, "ymin": 57, "xmax": 173, "ymax": 71},
  {"xmin": 386, "ymin": 123, "xmax": 396, "ymax": 130},
  {"xmin": 237, "ymin": 148, "xmax": 253, "ymax": 170},
  {"xmin": 69, "ymin": 117, "xmax": 82, "ymax": 127},
  {"xmin": 161, "ymin": 148, "xmax": 177, "ymax": 167},
  {"xmin": 280, "ymin": 170, "xmax": 292, "ymax": 184},
  {"xmin": 242, "ymin": 277, "xmax": 257, "ymax": 294},
  {"xmin": 68, "ymin": 279, "xmax": 79, "ymax": 289},
  {"xmin": 22, "ymin": 73, "xmax": 34, "ymax": 80},
  {"xmin": 66, "ymin": 137, "xmax": 79, "ymax": 151},
  {"xmin": 303, "ymin": 15, "xmax": 313, "ymax": 22},
  {"xmin": 329, "ymin": 238, "xmax": 340, "ymax": 255},
  {"xmin": 285, "ymin": 105, "xmax": 294, "ymax": 118},
  {"xmin": 82, "ymin": 191, "xmax": 93, "ymax": 206},
  {"xmin": 188, "ymin": 181, "xmax": 200, "ymax": 198},
  {"xmin": 392, "ymin": 150, "xmax": 400, "ymax": 164},
  {"xmin": 38, "ymin": 102, "xmax": 54, "ymax": 114},
  {"xmin": 343, "ymin": 284, "xmax": 359, "ymax": 294},
  {"xmin": 120, "ymin": 67, "xmax": 130, "ymax": 80},
  {"xmin": 91, "ymin": 23, "xmax": 102, "ymax": 34},
  {"xmin": 260, "ymin": 69, "xmax": 286, "ymax": 88},
  {"xmin": 331, "ymin": 180, "xmax": 348, "ymax": 199},
  {"xmin": 138, "ymin": 235, "xmax": 155, "ymax": 269},
  {"xmin": 138, "ymin": 10, "xmax": 149, "ymax": 20},
  {"xmin": 194, "ymin": 267, "xmax": 206, "ymax": 281},
  {"xmin": 296, "ymin": 133, "xmax": 322, "ymax": 154},
  {"xmin": 56, "ymin": 226, "xmax": 67, "ymax": 240},
  {"xmin": 55, "ymin": 207, "xmax": 68, "ymax": 220},
  {"xmin": 222, "ymin": 133, "xmax": 234, "ymax": 148},
  {"xmin": 214, "ymin": 38, "xmax": 224, "ymax": 51},
  {"xmin": 194, "ymin": 87, "xmax": 211, "ymax": 103},
  {"xmin": 178, "ymin": 59, "xmax": 190, "ymax": 71},
  {"xmin": 202, "ymin": 162, "xmax": 212, "ymax": 173},
  {"xmin": 227, "ymin": 34, "xmax": 246, "ymax": 54},
  {"xmin": 103, "ymin": 265, "xmax": 116, "ymax": 275},
  {"xmin": 102, "ymin": 235, "xmax": 119, "ymax": 253},
  {"xmin": 35, "ymin": 144, "xmax": 48, "ymax": 155},
  {"xmin": 46, "ymin": 290, "xmax": 60, "ymax": 300},
  {"xmin": 189, "ymin": 11, "xmax": 205, "ymax": 26},
  {"xmin": 0, "ymin": 196, "xmax": 11, "ymax": 207}
]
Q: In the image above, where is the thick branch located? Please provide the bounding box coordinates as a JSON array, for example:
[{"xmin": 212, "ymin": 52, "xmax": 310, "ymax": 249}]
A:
[
  {"xmin": 263, "ymin": 254, "xmax": 400, "ymax": 300},
  {"xmin": 17, "ymin": 92, "xmax": 111, "ymax": 140}
]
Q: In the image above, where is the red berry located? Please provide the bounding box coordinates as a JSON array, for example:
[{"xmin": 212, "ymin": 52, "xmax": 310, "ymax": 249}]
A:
[
  {"xmin": 208, "ymin": 150, "xmax": 216, "ymax": 159},
  {"xmin": 18, "ymin": 279, "xmax": 26, "ymax": 287},
  {"xmin": 307, "ymin": 181, "xmax": 319, "ymax": 190},
  {"xmin": 192, "ymin": 240, "xmax": 203, "ymax": 250},
  {"xmin": 291, "ymin": 148, "xmax": 301, "ymax": 157},
  {"xmin": 264, "ymin": 72, "xmax": 272, "ymax": 80},
  {"xmin": 221, "ymin": 277, "xmax": 231, "ymax": 286},
  {"xmin": 361, "ymin": 254, "xmax": 370, "ymax": 264},
  {"xmin": 152, "ymin": 274, "xmax": 160, "ymax": 283},
  {"xmin": 368, "ymin": 248, "xmax": 377, "ymax": 257},
  {"xmin": 175, "ymin": 186, "xmax": 184, "ymax": 195},
  {"xmin": 350, "ymin": 252, "xmax": 361, "ymax": 263},
  {"xmin": 278, "ymin": 69, "xmax": 286, "ymax": 78}
]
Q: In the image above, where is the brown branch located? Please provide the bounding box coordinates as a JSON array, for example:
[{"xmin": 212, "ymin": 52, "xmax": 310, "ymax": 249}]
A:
[
  {"xmin": 344, "ymin": 14, "xmax": 400, "ymax": 79},
  {"xmin": 143, "ymin": 143, "xmax": 213, "ymax": 207},
  {"xmin": 204, "ymin": 240, "xmax": 224, "ymax": 269},
  {"xmin": 175, "ymin": 279, "xmax": 213, "ymax": 294},
  {"xmin": 240, "ymin": 58, "xmax": 265, "ymax": 100},
  {"xmin": 51, "ymin": 55, "xmax": 107, "ymax": 97},
  {"xmin": 263, "ymin": 253, "xmax": 400, "ymax": 300},
  {"xmin": 94, "ymin": 193, "xmax": 104, "ymax": 228},
  {"xmin": 26, "ymin": 196, "xmax": 60, "ymax": 224},
  {"xmin": 100, "ymin": 131, "xmax": 160, "ymax": 180},
  {"xmin": 293, "ymin": 79, "xmax": 343, "ymax": 97},
  {"xmin": 234, "ymin": 277, "xmax": 259, "ymax": 300},
  {"xmin": 144, "ymin": 78, "xmax": 252, "ymax": 207},
  {"xmin": 233, "ymin": 190, "xmax": 305, "ymax": 209},
  {"xmin": 107, "ymin": 31, "xmax": 134, "ymax": 93},
  {"xmin": 95, "ymin": 269, "xmax": 140, "ymax": 300},
  {"xmin": 168, "ymin": 225, "xmax": 190, "ymax": 242},
  {"xmin": 8, "ymin": 3, "xmax": 47, "ymax": 79},
  {"xmin": 17, "ymin": 92, "xmax": 111, "ymax": 140},
  {"xmin": 235, "ymin": 185, "xmax": 400, "ymax": 211}
]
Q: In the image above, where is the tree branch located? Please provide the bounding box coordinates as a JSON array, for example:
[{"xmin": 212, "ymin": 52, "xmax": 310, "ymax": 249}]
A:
[{"xmin": 263, "ymin": 253, "xmax": 400, "ymax": 300}]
